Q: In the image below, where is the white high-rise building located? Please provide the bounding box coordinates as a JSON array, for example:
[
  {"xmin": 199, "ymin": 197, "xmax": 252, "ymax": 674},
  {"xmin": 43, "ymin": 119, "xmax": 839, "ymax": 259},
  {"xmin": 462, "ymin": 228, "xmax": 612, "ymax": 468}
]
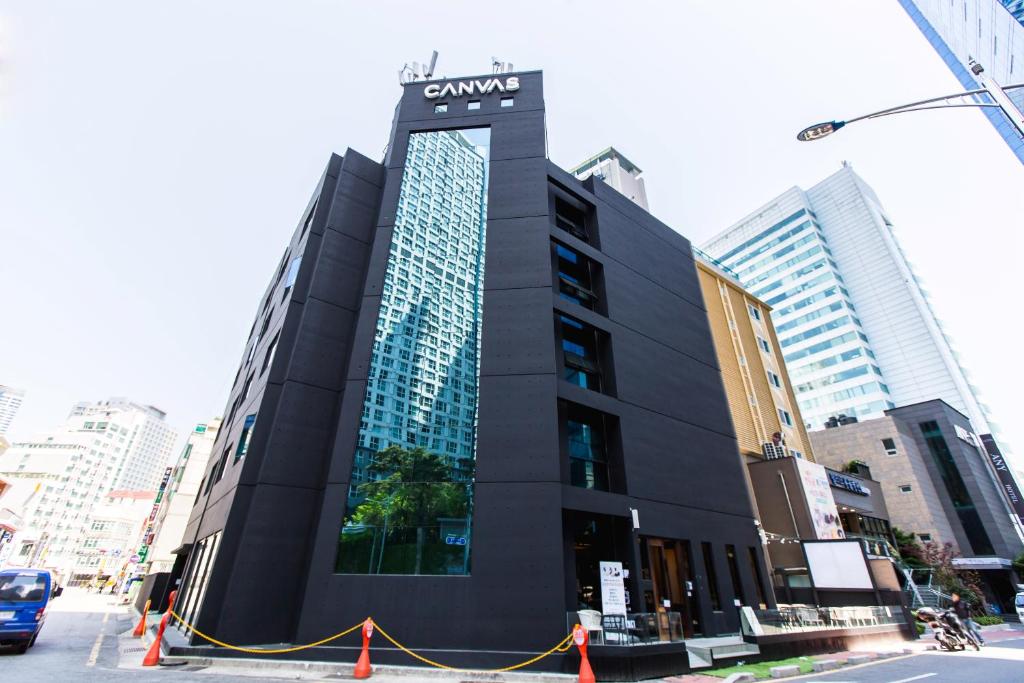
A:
[
  {"xmin": 701, "ymin": 164, "xmax": 1002, "ymax": 450},
  {"xmin": 0, "ymin": 398, "xmax": 178, "ymax": 578},
  {"xmin": 570, "ymin": 147, "xmax": 649, "ymax": 211},
  {"xmin": 0, "ymin": 386, "xmax": 25, "ymax": 436},
  {"xmin": 68, "ymin": 398, "xmax": 178, "ymax": 490}
]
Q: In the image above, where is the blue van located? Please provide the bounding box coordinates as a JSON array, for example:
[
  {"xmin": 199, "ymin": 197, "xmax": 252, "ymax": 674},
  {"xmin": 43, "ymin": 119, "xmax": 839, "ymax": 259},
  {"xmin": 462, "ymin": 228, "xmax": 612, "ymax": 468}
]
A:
[{"xmin": 0, "ymin": 568, "xmax": 52, "ymax": 654}]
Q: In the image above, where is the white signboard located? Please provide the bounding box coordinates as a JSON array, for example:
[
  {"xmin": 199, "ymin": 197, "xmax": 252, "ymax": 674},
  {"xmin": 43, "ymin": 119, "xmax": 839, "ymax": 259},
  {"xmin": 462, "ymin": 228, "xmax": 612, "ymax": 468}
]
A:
[
  {"xmin": 804, "ymin": 541, "xmax": 873, "ymax": 590},
  {"xmin": 794, "ymin": 457, "xmax": 845, "ymax": 540},
  {"xmin": 599, "ymin": 561, "xmax": 627, "ymax": 616}
]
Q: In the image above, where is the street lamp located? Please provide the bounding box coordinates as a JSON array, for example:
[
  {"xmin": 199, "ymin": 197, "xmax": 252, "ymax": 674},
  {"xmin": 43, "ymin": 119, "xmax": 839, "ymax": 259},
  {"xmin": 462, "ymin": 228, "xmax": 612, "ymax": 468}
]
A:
[{"xmin": 798, "ymin": 61, "xmax": 1024, "ymax": 141}]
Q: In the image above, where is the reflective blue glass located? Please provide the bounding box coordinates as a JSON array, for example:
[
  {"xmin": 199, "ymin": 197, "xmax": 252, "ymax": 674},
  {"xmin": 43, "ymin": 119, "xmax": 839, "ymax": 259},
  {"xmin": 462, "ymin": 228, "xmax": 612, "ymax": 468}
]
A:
[{"xmin": 336, "ymin": 128, "xmax": 490, "ymax": 575}]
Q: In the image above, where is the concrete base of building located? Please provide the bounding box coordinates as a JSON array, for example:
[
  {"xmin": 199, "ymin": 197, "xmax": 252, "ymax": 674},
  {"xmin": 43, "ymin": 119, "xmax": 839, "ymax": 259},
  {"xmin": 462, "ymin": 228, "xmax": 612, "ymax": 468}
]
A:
[{"xmin": 745, "ymin": 624, "xmax": 915, "ymax": 662}]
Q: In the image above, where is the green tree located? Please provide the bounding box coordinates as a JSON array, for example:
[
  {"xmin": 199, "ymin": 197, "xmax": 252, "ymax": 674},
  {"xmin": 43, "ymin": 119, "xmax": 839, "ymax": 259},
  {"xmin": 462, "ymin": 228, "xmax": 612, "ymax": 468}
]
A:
[
  {"xmin": 920, "ymin": 541, "xmax": 986, "ymax": 608},
  {"xmin": 892, "ymin": 527, "xmax": 929, "ymax": 569},
  {"xmin": 348, "ymin": 445, "xmax": 470, "ymax": 574},
  {"xmin": 1013, "ymin": 551, "xmax": 1024, "ymax": 578}
]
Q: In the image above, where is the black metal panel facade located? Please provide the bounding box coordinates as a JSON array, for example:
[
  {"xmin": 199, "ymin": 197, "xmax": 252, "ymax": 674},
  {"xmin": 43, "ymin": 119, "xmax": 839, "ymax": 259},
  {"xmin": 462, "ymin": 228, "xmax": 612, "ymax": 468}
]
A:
[{"xmin": 175, "ymin": 71, "xmax": 764, "ymax": 664}]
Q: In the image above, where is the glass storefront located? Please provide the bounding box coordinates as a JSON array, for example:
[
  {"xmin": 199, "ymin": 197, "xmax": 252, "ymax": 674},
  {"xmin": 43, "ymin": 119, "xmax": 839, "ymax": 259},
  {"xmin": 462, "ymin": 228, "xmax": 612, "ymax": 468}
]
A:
[{"xmin": 336, "ymin": 128, "xmax": 490, "ymax": 575}]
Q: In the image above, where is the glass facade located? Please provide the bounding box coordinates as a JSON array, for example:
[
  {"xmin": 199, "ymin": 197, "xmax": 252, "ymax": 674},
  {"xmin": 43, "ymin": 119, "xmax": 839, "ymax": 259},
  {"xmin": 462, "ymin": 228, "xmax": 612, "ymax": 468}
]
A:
[
  {"xmin": 919, "ymin": 420, "xmax": 995, "ymax": 555},
  {"xmin": 900, "ymin": 0, "xmax": 1024, "ymax": 164},
  {"xmin": 336, "ymin": 128, "xmax": 490, "ymax": 575}
]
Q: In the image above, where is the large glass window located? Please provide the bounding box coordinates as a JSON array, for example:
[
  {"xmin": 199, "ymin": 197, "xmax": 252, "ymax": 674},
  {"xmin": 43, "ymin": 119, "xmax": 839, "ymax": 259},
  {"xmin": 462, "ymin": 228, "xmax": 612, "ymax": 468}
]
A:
[
  {"xmin": 558, "ymin": 315, "xmax": 608, "ymax": 392},
  {"xmin": 919, "ymin": 421, "xmax": 994, "ymax": 555},
  {"xmin": 565, "ymin": 403, "xmax": 611, "ymax": 491},
  {"xmin": 336, "ymin": 128, "xmax": 490, "ymax": 576},
  {"xmin": 551, "ymin": 191, "xmax": 593, "ymax": 243},
  {"xmin": 554, "ymin": 241, "xmax": 599, "ymax": 310}
]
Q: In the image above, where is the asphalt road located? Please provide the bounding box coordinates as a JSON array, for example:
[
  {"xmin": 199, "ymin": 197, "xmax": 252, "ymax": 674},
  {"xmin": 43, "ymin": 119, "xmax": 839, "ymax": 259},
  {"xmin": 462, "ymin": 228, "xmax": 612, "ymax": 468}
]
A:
[
  {"xmin": 0, "ymin": 589, "xmax": 276, "ymax": 682},
  {"xmin": 794, "ymin": 638, "xmax": 1024, "ymax": 683}
]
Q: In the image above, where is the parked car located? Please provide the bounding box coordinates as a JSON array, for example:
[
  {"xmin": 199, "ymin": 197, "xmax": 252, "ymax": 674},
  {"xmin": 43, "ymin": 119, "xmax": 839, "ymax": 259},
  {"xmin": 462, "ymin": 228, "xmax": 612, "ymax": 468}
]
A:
[
  {"xmin": 1015, "ymin": 591, "xmax": 1024, "ymax": 623},
  {"xmin": 0, "ymin": 568, "xmax": 52, "ymax": 654}
]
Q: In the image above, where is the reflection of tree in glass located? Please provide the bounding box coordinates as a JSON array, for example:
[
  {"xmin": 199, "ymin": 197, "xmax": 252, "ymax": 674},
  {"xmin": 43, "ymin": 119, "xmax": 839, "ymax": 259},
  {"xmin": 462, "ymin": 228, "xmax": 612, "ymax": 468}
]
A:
[{"xmin": 347, "ymin": 445, "xmax": 472, "ymax": 574}]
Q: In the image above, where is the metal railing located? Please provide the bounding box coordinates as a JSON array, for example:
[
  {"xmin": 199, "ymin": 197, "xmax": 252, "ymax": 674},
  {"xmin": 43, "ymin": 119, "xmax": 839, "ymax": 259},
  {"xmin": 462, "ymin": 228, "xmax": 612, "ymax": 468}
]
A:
[
  {"xmin": 567, "ymin": 611, "xmax": 684, "ymax": 646},
  {"xmin": 743, "ymin": 605, "xmax": 906, "ymax": 636}
]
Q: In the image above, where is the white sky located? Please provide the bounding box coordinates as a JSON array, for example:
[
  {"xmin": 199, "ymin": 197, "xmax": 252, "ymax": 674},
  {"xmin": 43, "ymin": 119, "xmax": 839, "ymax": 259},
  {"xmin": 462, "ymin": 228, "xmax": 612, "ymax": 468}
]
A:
[{"xmin": 1, "ymin": 1, "xmax": 1022, "ymax": 466}]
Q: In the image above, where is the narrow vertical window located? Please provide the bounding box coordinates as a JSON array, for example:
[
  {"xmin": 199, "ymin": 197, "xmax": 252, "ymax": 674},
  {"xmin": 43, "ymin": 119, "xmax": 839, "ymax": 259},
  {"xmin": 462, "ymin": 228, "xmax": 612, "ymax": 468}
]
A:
[
  {"xmin": 747, "ymin": 547, "xmax": 767, "ymax": 608},
  {"xmin": 726, "ymin": 544, "xmax": 745, "ymax": 604},
  {"xmin": 261, "ymin": 332, "xmax": 280, "ymax": 376},
  {"xmin": 282, "ymin": 257, "xmax": 302, "ymax": 301},
  {"xmin": 236, "ymin": 415, "xmax": 256, "ymax": 462},
  {"xmin": 702, "ymin": 542, "xmax": 722, "ymax": 611}
]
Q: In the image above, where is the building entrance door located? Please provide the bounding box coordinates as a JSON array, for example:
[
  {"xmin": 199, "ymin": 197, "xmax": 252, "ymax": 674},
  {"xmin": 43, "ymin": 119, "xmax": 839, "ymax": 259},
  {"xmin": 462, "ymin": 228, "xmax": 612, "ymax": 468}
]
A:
[{"xmin": 647, "ymin": 538, "xmax": 701, "ymax": 637}]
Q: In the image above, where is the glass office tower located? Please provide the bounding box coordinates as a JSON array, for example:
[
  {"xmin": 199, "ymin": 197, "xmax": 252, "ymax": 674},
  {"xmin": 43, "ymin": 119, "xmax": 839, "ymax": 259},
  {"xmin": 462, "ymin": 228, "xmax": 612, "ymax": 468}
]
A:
[
  {"xmin": 702, "ymin": 164, "xmax": 999, "ymax": 448},
  {"xmin": 701, "ymin": 173, "xmax": 893, "ymax": 431},
  {"xmin": 899, "ymin": 0, "xmax": 1024, "ymax": 163}
]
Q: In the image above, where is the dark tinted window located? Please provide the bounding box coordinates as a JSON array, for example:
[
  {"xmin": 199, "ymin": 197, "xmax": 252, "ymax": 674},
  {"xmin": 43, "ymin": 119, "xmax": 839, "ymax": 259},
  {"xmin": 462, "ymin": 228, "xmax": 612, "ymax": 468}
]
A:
[{"xmin": 0, "ymin": 573, "xmax": 47, "ymax": 602}]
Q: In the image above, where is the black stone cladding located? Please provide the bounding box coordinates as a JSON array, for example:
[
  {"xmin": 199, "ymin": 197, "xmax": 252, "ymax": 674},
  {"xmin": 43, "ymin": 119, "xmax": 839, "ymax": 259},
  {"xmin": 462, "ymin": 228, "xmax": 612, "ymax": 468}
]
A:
[{"xmin": 176, "ymin": 71, "xmax": 763, "ymax": 667}]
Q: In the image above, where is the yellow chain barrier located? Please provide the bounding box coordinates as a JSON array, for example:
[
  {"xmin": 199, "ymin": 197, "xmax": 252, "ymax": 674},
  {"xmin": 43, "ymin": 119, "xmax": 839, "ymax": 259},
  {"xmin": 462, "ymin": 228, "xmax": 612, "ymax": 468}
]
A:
[
  {"xmin": 371, "ymin": 620, "xmax": 574, "ymax": 673},
  {"xmin": 168, "ymin": 610, "xmax": 364, "ymax": 654},
  {"xmin": 167, "ymin": 610, "xmax": 575, "ymax": 671}
]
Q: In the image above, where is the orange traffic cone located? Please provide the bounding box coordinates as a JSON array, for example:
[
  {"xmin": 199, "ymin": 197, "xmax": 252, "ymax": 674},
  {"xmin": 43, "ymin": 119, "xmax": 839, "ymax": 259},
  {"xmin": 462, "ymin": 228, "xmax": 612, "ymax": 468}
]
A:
[
  {"xmin": 353, "ymin": 618, "xmax": 374, "ymax": 679},
  {"xmin": 142, "ymin": 590, "xmax": 177, "ymax": 667},
  {"xmin": 132, "ymin": 599, "xmax": 152, "ymax": 637},
  {"xmin": 572, "ymin": 624, "xmax": 595, "ymax": 683}
]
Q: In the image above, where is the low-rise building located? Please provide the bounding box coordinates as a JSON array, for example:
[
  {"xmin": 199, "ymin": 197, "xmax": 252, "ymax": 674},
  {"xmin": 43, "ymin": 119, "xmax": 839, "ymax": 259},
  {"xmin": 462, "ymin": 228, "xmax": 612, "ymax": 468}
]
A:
[
  {"xmin": 811, "ymin": 400, "xmax": 1024, "ymax": 610},
  {"xmin": 80, "ymin": 490, "xmax": 156, "ymax": 587},
  {"xmin": 134, "ymin": 418, "xmax": 221, "ymax": 610}
]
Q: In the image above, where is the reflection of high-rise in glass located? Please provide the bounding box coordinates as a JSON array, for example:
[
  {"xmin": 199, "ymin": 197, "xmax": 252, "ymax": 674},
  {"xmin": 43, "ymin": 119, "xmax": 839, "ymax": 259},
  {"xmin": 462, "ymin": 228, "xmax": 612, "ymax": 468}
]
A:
[{"xmin": 338, "ymin": 128, "xmax": 490, "ymax": 575}]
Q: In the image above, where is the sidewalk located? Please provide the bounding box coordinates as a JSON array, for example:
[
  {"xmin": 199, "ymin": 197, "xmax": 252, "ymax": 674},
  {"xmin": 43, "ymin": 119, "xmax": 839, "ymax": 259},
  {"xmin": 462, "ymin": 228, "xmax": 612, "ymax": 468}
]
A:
[{"xmin": 663, "ymin": 624, "xmax": 1024, "ymax": 682}]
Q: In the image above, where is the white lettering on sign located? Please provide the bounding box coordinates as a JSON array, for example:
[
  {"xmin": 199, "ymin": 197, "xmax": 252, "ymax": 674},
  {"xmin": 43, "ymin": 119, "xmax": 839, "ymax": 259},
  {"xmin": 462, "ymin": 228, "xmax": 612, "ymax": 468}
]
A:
[{"xmin": 424, "ymin": 77, "xmax": 520, "ymax": 99}]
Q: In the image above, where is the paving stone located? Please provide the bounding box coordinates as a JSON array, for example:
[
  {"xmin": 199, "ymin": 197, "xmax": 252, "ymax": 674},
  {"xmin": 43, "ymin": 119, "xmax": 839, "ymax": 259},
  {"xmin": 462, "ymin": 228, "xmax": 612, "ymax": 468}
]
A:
[
  {"xmin": 723, "ymin": 674, "xmax": 756, "ymax": 683},
  {"xmin": 769, "ymin": 665, "xmax": 800, "ymax": 678},
  {"xmin": 811, "ymin": 659, "xmax": 839, "ymax": 672}
]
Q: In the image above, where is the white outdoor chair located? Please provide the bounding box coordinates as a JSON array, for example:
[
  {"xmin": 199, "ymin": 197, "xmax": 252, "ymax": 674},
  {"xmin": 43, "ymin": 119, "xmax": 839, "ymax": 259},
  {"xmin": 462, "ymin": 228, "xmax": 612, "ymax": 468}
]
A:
[{"xmin": 578, "ymin": 609, "xmax": 604, "ymax": 644}]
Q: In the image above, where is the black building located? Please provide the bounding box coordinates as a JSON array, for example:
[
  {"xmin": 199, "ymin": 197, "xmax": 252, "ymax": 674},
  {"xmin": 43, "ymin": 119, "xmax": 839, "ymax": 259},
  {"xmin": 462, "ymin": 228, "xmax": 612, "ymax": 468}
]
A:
[{"xmin": 173, "ymin": 71, "xmax": 767, "ymax": 671}]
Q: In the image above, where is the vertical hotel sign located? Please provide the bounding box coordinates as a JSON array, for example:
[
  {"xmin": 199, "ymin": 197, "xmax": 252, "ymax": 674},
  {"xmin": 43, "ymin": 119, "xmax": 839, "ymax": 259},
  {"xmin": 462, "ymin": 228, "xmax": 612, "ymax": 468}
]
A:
[
  {"xmin": 794, "ymin": 458, "xmax": 845, "ymax": 540},
  {"xmin": 980, "ymin": 435, "xmax": 1024, "ymax": 524}
]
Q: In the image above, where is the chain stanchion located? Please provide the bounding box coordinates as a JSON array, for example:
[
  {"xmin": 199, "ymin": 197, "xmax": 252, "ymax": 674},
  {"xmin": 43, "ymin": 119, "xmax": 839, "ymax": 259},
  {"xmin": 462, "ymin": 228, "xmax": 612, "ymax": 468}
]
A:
[
  {"xmin": 142, "ymin": 590, "xmax": 177, "ymax": 666},
  {"xmin": 168, "ymin": 610, "xmax": 364, "ymax": 654},
  {"xmin": 132, "ymin": 599, "xmax": 151, "ymax": 638},
  {"xmin": 371, "ymin": 621, "xmax": 574, "ymax": 673},
  {"xmin": 572, "ymin": 623, "xmax": 595, "ymax": 683},
  {"xmin": 354, "ymin": 618, "xmax": 373, "ymax": 679}
]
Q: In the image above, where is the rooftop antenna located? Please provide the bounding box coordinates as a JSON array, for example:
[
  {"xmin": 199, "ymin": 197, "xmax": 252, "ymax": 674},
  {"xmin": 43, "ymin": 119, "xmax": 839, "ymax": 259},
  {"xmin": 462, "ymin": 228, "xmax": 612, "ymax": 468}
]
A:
[
  {"xmin": 398, "ymin": 50, "xmax": 440, "ymax": 85},
  {"xmin": 491, "ymin": 58, "xmax": 515, "ymax": 74},
  {"xmin": 424, "ymin": 50, "xmax": 438, "ymax": 79}
]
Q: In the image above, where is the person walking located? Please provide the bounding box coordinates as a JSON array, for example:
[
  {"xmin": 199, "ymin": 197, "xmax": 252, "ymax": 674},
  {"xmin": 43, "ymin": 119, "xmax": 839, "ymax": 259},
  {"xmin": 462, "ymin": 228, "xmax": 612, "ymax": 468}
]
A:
[{"xmin": 951, "ymin": 592, "xmax": 985, "ymax": 645}]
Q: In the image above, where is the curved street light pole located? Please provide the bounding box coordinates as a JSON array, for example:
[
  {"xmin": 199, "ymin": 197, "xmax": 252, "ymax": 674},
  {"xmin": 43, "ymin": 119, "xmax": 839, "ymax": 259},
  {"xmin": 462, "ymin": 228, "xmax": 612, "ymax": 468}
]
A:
[{"xmin": 798, "ymin": 61, "xmax": 1024, "ymax": 142}]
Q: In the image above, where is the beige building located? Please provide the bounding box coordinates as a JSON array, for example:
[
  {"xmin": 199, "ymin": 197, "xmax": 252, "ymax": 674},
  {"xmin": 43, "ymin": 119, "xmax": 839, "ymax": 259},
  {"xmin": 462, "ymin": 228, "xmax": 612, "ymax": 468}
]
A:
[
  {"xmin": 811, "ymin": 415, "xmax": 967, "ymax": 550},
  {"xmin": 694, "ymin": 253, "xmax": 813, "ymax": 463}
]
